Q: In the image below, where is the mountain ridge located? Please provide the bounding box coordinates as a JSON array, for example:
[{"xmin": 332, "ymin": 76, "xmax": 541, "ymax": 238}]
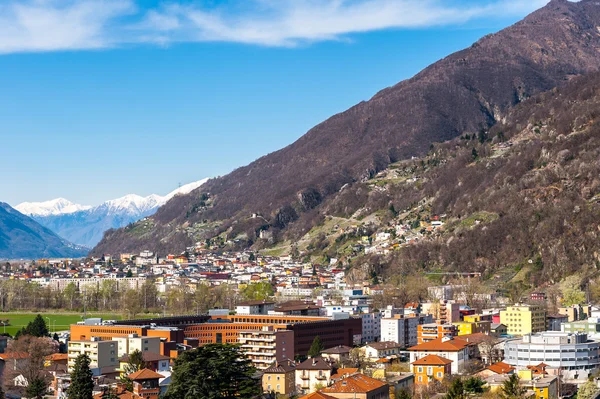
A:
[
  {"xmin": 92, "ymin": 0, "xmax": 600, "ymax": 256},
  {"xmin": 17, "ymin": 179, "xmax": 208, "ymax": 248},
  {"xmin": 0, "ymin": 202, "xmax": 87, "ymax": 260}
]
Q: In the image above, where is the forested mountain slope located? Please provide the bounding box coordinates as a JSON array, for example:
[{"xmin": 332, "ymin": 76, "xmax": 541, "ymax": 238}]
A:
[{"xmin": 93, "ymin": 0, "xmax": 600, "ymax": 256}]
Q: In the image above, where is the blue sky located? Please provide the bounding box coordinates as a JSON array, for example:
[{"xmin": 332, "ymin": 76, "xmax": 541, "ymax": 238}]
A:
[{"xmin": 1, "ymin": 0, "xmax": 551, "ymax": 206}]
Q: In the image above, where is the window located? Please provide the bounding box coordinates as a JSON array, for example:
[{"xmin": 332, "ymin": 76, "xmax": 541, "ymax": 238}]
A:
[
  {"xmin": 418, "ymin": 367, "xmax": 423, "ymax": 373},
  {"xmin": 418, "ymin": 376, "xmax": 422, "ymax": 382},
  {"xmin": 437, "ymin": 372, "xmax": 442, "ymax": 378}
]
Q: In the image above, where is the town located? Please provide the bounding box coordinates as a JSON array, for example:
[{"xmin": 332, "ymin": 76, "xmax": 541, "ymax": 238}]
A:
[{"xmin": 0, "ymin": 247, "xmax": 597, "ymax": 399}]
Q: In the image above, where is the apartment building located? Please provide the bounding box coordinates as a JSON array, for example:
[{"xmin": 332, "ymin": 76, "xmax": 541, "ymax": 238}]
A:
[
  {"xmin": 238, "ymin": 327, "xmax": 294, "ymax": 370},
  {"xmin": 453, "ymin": 320, "xmax": 491, "ymax": 336},
  {"xmin": 411, "ymin": 354, "xmax": 452, "ymax": 386},
  {"xmin": 417, "ymin": 323, "xmax": 457, "ymax": 344},
  {"xmin": 499, "ymin": 304, "xmax": 546, "ymax": 336},
  {"xmin": 112, "ymin": 334, "xmax": 161, "ymax": 357},
  {"xmin": 361, "ymin": 312, "xmax": 383, "ymax": 343},
  {"xmin": 68, "ymin": 339, "xmax": 118, "ymax": 374},
  {"xmin": 381, "ymin": 314, "xmax": 433, "ymax": 348}
]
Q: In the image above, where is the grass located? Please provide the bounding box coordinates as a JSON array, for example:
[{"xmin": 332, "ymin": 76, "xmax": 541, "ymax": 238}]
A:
[{"xmin": 0, "ymin": 312, "xmax": 127, "ymax": 335}]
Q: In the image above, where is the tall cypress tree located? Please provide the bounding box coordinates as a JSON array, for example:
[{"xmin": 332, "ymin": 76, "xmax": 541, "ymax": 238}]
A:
[
  {"xmin": 308, "ymin": 336, "xmax": 324, "ymax": 358},
  {"xmin": 67, "ymin": 354, "xmax": 94, "ymax": 399}
]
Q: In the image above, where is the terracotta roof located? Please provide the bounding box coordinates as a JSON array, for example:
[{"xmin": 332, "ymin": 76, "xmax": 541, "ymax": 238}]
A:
[
  {"xmin": 460, "ymin": 333, "xmax": 492, "ymax": 344},
  {"xmin": 322, "ymin": 373, "xmax": 387, "ymax": 394},
  {"xmin": 299, "ymin": 393, "xmax": 337, "ymax": 399},
  {"xmin": 487, "ymin": 361, "xmax": 515, "ymax": 375},
  {"xmin": 46, "ymin": 353, "xmax": 68, "ymax": 362},
  {"xmin": 296, "ymin": 357, "xmax": 333, "ymax": 371},
  {"xmin": 0, "ymin": 352, "xmax": 29, "ymax": 360},
  {"xmin": 411, "ymin": 354, "xmax": 453, "ymax": 366},
  {"xmin": 331, "ymin": 368, "xmax": 359, "ymax": 380},
  {"xmin": 128, "ymin": 368, "xmax": 164, "ymax": 380},
  {"xmin": 408, "ymin": 337, "xmax": 469, "ymax": 352},
  {"xmin": 93, "ymin": 386, "xmax": 143, "ymax": 399}
]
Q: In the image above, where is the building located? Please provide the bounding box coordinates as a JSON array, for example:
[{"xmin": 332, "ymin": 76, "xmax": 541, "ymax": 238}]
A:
[
  {"xmin": 238, "ymin": 327, "xmax": 294, "ymax": 370},
  {"xmin": 504, "ymin": 332, "xmax": 600, "ymax": 380},
  {"xmin": 129, "ymin": 368, "xmax": 164, "ymax": 399},
  {"xmin": 112, "ymin": 335, "xmax": 161, "ymax": 357},
  {"xmin": 562, "ymin": 317, "xmax": 600, "ymax": 338},
  {"xmin": 417, "ymin": 323, "xmax": 457, "ymax": 344},
  {"xmin": 547, "ymin": 314, "xmax": 569, "ymax": 331},
  {"xmin": 321, "ymin": 345, "xmax": 352, "ymax": 364},
  {"xmin": 320, "ymin": 373, "xmax": 389, "ymax": 399},
  {"xmin": 361, "ymin": 312, "xmax": 383, "ymax": 343},
  {"xmin": 559, "ymin": 305, "xmax": 592, "ymax": 322},
  {"xmin": 236, "ymin": 300, "xmax": 275, "ymax": 315},
  {"xmin": 381, "ymin": 314, "xmax": 433, "ymax": 347},
  {"xmin": 491, "ymin": 323, "xmax": 507, "ymax": 337},
  {"xmin": 453, "ymin": 320, "xmax": 491, "ymax": 336},
  {"xmin": 411, "ymin": 354, "xmax": 452, "ymax": 386},
  {"xmin": 68, "ymin": 339, "xmax": 118, "ymax": 374},
  {"xmin": 262, "ymin": 359, "xmax": 296, "ymax": 396},
  {"xmin": 530, "ymin": 292, "xmax": 547, "ymax": 302},
  {"xmin": 408, "ymin": 336, "xmax": 470, "ymax": 374},
  {"xmin": 295, "ymin": 357, "xmax": 333, "ymax": 395},
  {"xmin": 119, "ymin": 352, "xmax": 170, "ymax": 375},
  {"xmin": 499, "ymin": 304, "xmax": 546, "ymax": 336},
  {"xmin": 364, "ymin": 342, "xmax": 403, "ymax": 360},
  {"xmin": 422, "ymin": 300, "xmax": 461, "ymax": 324}
]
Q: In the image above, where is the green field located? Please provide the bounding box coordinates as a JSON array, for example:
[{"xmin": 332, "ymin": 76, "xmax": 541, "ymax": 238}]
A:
[{"xmin": 0, "ymin": 313, "xmax": 126, "ymax": 336}]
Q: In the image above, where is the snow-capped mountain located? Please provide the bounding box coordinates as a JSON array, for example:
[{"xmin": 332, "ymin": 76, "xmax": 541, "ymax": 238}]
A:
[
  {"xmin": 16, "ymin": 198, "xmax": 92, "ymax": 217},
  {"xmin": 14, "ymin": 178, "xmax": 209, "ymax": 248}
]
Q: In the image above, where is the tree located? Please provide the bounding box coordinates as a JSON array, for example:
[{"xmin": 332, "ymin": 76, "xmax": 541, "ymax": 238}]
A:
[
  {"xmin": 578, "ymin": 379, "xmax": 598, "ymax": 399},
  {"xmin": 561, "ymin": 275, "xmax": 585, "ymax": 306},
  {"xmin": 239, "ymin": 282, "xmax": 274, "ymax": 301},
  {"xmin": 25, "ymin": 378, "xmax": 47, "ymax": 399},
  {"xmin": 27, "ymin": 315, "xmax": 49, "ymax": 337},
  {"xmin": 126, "ymin": 270, "xmax": 133, "ymax": 278},
  {"xmin": 500, "ymin": 374, "xmax": 526, "ymax": 399},
  {"xmin": 396, "ymin": 388, "xmax": 412, "ymax": 399},
  {"xmin": 120, "ymin": 349, "xmax": 147, "ymax": 390},
  {"xmin": 307, "ymin": 336, "xmax": 324, "ymax": 358},
  {"xmin": 164, "ymin": 344, "xmax": 261, "ymax": 399},
  {"xmin": 67, "ymin": 354, "xmax": 94, "ymax": 399},
  {"xmin": 463, "ymin": 377, "xmax": 484, "ymax": 394},
  {"xmin": 445, "ymin": 378, "xmax": 466, "ymax": 399},
  {"xmin": 472, "ymin": 147, "xmax": 479, "ymax": 160}
]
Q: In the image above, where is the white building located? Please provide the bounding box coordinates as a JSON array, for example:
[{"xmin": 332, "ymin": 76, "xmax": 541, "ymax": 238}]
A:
[
  {"xmin": 504, "ymin": 332, "xmax": 600, "ymax": 380},
  {"xmin": 361, "ymin": 312, "xmax": 383, "ymax": 343},
  {"xmin": 112, "ymin": 334, "xmax": 161, "ymax": 357},
  {"xmin": 381, "ymin": 314, "xmax": 433, "ymax": 348}
]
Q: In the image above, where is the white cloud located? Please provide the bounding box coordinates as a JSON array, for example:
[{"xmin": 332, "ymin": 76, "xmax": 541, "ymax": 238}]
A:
[{"xmin": 0, "ymin": 0, "xmax": 552, "ymax": 53}]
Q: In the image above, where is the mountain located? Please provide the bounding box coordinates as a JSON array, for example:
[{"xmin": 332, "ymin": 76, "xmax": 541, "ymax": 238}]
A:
[
  {"xmin": 17, "ymin": 179, "xmax": 208, "ymax": 248},
  {"xmin": 0, "ymin": 203, "xmax": 87, "ymax": 260},
  {"xmin": 92, "ymin": 0, "xmax": 600, "ymax": 256},
  {"xmin": 15, "ymin": 198, "xmax": 92, "ymax": 217}
]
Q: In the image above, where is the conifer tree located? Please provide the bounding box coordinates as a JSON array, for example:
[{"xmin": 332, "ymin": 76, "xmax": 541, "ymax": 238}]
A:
[
  {"xmin": 67, "ymin": 354, "xmax": 94, "ymax": 399},
  {"xmin": 308, "ymin": 336, "xmax": 324, "ymax": 358}
]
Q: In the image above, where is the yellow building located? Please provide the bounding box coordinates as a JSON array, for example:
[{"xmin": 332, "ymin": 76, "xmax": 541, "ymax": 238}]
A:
[
  {"xmin": 452, "ymin": 320, "xmax": 491, "ymax": 336},
  {"xmin": 500, "ymin": 304, "xmax": 546, "ymax": 336},
  {"xmin": 486, "ymin": 372, "xmax": 558, "ymax": 399}
]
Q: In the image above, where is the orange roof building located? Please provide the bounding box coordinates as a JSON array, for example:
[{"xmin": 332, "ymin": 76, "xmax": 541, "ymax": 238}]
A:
[
  {"xmin": 299, "ymin": 393, "xmax": 337, "ymax": 399},
  {"xmin": 409, "ymin": 336, "xmax": 470, "ymax": 375},
  {"xmin": 487, "ymin": 361, "xmax": 515, "ymax": 375},
  {"xmin": 321, "ymin": 373, "xmax": 389, "ymax": 399},
  {"xmin": 412, "ymin": 354, "xmax": 453, "ymax": 385}
]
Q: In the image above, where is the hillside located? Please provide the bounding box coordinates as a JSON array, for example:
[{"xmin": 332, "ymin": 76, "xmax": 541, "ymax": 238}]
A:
[
  {"xmin": 93, "ymin": 0, "xmax": 600, "ymax": 256},
  {"xmin": 0, "ymin": 203, "xmax": 87, "ymax": 259},
  {"xmin": 265, "ymin": 71, "xmax": 600, "ymax": 289}
]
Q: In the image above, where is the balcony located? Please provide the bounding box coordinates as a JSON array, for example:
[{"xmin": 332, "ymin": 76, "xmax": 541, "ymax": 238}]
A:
[
  {"xmin": 300, "ymin": 375, "xmax": 310, "ymax": 380},
  {"xmin": 316, "ymin": 375, "xmax": 327, "ymax": 381}
]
